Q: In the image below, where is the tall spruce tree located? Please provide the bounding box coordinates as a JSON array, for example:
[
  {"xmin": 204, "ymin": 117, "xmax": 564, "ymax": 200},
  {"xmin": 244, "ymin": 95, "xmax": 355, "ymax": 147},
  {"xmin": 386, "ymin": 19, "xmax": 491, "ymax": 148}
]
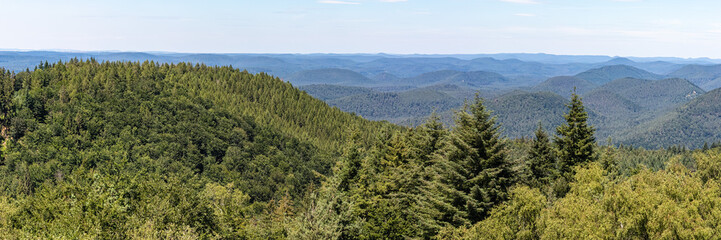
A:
[
  {"xmin": 528, "ymin": 122, "xmax": 556, "ymax": 187},
  {"xmin": 445, "ymin": 93, "xmax": 513, "ymax": 224},
  {"xmin": 404, "ymin": 113, "xmax": 469, "ymax": 236},
  {"xmin": 555, "ymin": 91, "xmax": 595, "ymax": 178}
]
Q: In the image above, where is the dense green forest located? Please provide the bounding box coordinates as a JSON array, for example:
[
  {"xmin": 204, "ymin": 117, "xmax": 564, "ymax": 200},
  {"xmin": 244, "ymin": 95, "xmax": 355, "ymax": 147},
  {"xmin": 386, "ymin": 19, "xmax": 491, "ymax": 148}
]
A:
[
  {"xmin": 0, "ymin": 60, "xmax": 388, "ymax": 238},
  {"xmin": 0, "ymin": 61, "xmax": 720, "ymax": 239},
  {"xmin": 305, "ymin": 73, "xmax": 711, "ymax": 148}
]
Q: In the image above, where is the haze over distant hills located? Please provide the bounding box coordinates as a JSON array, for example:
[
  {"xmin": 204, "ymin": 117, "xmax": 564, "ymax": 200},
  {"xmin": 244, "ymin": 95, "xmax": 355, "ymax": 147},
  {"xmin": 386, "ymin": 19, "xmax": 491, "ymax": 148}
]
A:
[
  {"xmin": 574, "ymin": 65, "xmax": 661, "ymax": 85},
  {"xmin": 0, "ymin": 51, "xmax": 714, "ymax": 80},
  {"xmin": 2, "ymin": 50, "xmax": 721, "ymax": 148},
  {"xmin": 667, "ymin": 64, "xmax": 721, "ymax": 90},
  {"xmin": 533, "ymin": 76, "xmax": 596, "ymax": 98}
]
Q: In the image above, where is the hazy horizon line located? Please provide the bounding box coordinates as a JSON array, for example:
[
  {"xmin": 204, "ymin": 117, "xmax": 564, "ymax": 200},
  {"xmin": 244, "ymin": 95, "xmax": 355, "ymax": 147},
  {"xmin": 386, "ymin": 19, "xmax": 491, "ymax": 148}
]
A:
[{"xmin": 2, "ymin": 48, "xmax": 720, "ymax": 61}]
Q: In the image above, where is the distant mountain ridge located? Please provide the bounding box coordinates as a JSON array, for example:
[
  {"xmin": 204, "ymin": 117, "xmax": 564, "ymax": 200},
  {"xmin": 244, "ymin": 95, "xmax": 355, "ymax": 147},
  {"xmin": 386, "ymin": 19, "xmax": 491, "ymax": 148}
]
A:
[
  {"xmin": 0, "ymin": 51, "xmax": 708, "ymax": 87},
  {"xmin": 397, "ymin": 70, "xmax": 509, "ymax": 88},
  {"xmin": 574, "ymin": 65, "xmax": 662, "ymax": 85},
  {"xmin": 666, "ymin": 64, "xmax": 721, "ymax": 90},
  {"xmin": 286, "ymin": 68, "xmax": 374, "ymax": 86}
]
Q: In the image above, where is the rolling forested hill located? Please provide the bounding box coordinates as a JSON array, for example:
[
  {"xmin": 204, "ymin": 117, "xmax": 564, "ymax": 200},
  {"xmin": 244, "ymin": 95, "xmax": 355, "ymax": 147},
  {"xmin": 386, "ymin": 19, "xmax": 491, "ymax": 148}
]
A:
[
  {"xmin": 574, "ymin": 65, "xmax": 661, "ymax": 85},
  {"xmin": 0, "ymin": 60, "xmax": 388, "ymax": 195},
  {"xmin": 485, "ymin": 91, "xmax": 570, "ymax": 138},
  {"xmin": 370, "ymin": 72, "xmax": 401, "ymax": 83},
  {"xmin": 0, "ymin": 60, "xmax": 399, "ymax": 238},
  {"xmin": 285, "ymin": 68, "xmax": 375, "ymax": 86},
  {"xmin": 600, "ymin": 57, "xmax": 684, "ymax": 74},
  {"xmin": 575, "ymin": 77, "xmax": 704, "ymax": 142},
  {"xmin": 589, "ymin": 77, "xmax": 703, "ymax": 111},
  {"xmin": 302, "ymin": 73, "xmax": 716, "ymax": 146},
  {"xmin": 397, "ymin": 70, "xmax": 462, "ymax": 86},
  {"xmin": 393, "ymin": 70, "xmax": 509, "ymax": 88},
  {"xmin": 298, "ymin": 84, "xmax": 376, "ymax": 101},
  {"xmin": 305, "ymin": 83, "xmax": 499, "ymax": 124},
  {"xmin": 615, "ymin": 87, "xmax": 721, "ymax": 148},
  {"xmin": 583, "ymin": 89, "xmax": 642, "ymax": 120},
  {"xmin": 326, "ymin": 87, "xmax": 463, "ymax": 121},
  {"xmin": 667, "ymin": 64, "xmax": 721, "ymax": 90},
  {"xmin": 532, "ymin": 76, "xmax": 597, "ymax": 98}
]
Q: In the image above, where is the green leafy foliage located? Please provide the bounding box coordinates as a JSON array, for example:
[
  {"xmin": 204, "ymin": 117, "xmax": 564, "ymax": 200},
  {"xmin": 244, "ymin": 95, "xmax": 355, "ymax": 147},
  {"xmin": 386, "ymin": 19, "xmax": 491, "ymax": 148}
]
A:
[{"xmin": 465, "ymin": 159, "xmax": 721, "ymax": 239}]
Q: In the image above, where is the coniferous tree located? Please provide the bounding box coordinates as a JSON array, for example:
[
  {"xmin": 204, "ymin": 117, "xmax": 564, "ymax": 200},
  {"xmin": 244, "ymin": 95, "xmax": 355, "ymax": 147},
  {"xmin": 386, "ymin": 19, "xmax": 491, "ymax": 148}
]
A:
[
  {"xmin": 409, "ymin": 112, "xmax": 446, "ymax": 166},
  {"xmin": 401, "ymin": 113, "xmax": 466, "ymax": 237},
  {"xmin": 555, "ymin": 91, "xmax": 595, "ymax": 178},
  {"xmin": 0, "ymin": 69, "xmax": 14, "ymax": 126},
  {"xmin": 337, "ymin": 127, "xmax": 364, "ymax": 192},
  {"xmin": 528, "ymin": 122, "xmax": 556, "ymax": 187},
  {"xmin": 405, "ymin": 113, "xmax": 470, "ymax": 230},
  {"xmin": 444, "ymin": 93, "xmax": 513, "ymax": 224}
]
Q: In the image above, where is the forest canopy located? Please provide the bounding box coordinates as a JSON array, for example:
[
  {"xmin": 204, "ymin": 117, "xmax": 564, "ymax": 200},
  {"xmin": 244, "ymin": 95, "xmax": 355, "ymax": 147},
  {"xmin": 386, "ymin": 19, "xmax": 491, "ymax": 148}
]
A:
[{"xmin": 0, "ymin": 60, "xmax": 719, "ymax": 239}]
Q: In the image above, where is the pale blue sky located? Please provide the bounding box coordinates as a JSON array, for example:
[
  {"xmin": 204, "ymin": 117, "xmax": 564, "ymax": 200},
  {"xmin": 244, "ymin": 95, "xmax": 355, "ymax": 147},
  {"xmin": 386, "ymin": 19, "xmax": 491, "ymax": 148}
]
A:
[{"xmin": 1, "ymin": 0, "xmax": 721, "ymax": 58}]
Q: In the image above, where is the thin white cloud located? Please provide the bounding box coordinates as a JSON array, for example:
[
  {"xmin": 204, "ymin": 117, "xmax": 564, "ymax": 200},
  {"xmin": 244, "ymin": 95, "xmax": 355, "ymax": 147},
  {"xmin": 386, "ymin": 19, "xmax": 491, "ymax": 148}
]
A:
[
  {"xmin": 380, "ymin": 0, "xmax": 408, "ymax": 2},
  {"xmin": 318, "ymin": 0, "xmax": 360, "ymax": 4},
  {"xmin": 500, "ymin": 0, "xmax": 539, "ymax": 4},
  {"xmin": 652, "ymin": 19, "xmax": 682, "ymax": 26},
  {"xmin": 514, "ymin": 13, "xmax": 536, "ymax": 17}
]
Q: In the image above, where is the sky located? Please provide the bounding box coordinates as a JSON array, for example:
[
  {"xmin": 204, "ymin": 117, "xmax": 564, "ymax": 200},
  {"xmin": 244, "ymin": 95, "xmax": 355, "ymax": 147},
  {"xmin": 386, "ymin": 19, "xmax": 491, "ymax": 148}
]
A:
[{"xmin": 2, "ymin": 0, "xmax": 721, "ymax": 58}]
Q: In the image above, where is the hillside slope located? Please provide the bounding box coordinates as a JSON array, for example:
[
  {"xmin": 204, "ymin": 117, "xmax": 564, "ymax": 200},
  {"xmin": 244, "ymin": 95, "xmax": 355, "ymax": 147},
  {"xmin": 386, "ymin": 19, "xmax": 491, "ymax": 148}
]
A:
[
  {"xmin": 299, "ymin": 84, "xmax": 376, "ymax": 100},
  {"xmin": 0, "ymin": 61, "xmax": 393, "ymax": 238},
  {"xmin": 666, "ymin": 64, "xmax": 721, "ymax": 90},
  {"xmin": 285, "ymin": 68, "xmax": 375, "ymax": 86},
  {"xmin": 616, "ymin": 88, "xmax": 721, "ymax": 148},
  {"xmin": 574, "ymin": 65, "xmax": 661, "ymax": 85},
  {"xmin": 486, "ymin": 91, "xmax": 570, "ymax": 138},
  {"xmin": 391, "ymin": 70, "xmax": 509, "ymax": 88},
  {"xmin": 584, "ymin": 89, "xmax": 642, "ymax": 119},
  {"xmin": 327, "ymin": 87, "xmax": 463, "ymax": 122},
  {"xmin": 532, "ymin": 76, "xmax": 597, "ymax": 98},
  {"xmin": 590, "ymin": 77, "xmax": 703, "ymax": 111}
]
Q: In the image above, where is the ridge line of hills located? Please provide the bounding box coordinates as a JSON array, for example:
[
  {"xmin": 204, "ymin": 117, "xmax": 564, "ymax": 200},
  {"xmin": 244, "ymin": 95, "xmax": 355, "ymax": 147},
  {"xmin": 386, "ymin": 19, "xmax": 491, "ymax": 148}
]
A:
[
  {"xmin": 301, "ymin": 71, "xmax": 714, "ymax": 148},
  {"xmin": 3, "ymin": 51, "xmax": 721, "ymax": 148},
  {"xmin": 4, "ymin": 51, "xmax": 721, "ymax": 89}
]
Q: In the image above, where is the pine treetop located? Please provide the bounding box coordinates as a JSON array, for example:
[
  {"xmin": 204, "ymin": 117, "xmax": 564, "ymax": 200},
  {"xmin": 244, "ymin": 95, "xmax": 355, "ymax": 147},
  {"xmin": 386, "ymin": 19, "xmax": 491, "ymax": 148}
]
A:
[{"xmin": 555, "ymin": 92, "xmax": 596, "ymax": 177}]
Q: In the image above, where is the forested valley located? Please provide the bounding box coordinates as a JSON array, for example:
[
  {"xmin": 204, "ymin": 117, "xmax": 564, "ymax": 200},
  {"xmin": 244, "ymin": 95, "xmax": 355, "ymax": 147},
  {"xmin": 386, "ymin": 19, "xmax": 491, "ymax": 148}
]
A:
[{"xmin": 1, "ymin": 60, "xmax": 721, "ymax": 239}]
